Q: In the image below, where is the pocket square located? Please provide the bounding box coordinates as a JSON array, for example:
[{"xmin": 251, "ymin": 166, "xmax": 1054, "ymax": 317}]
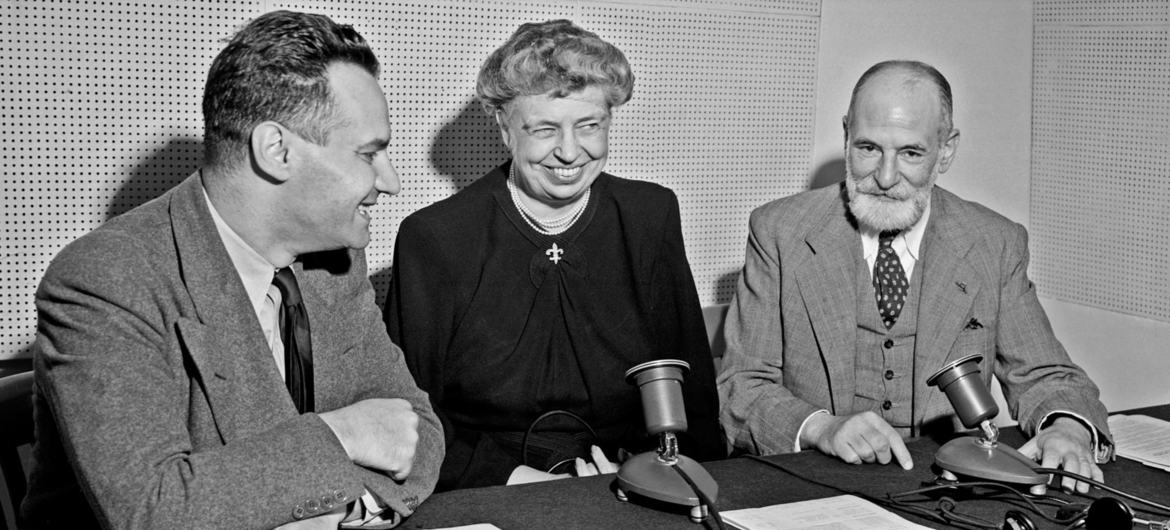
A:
[{"xmin": 965, "ymin": 318, "xmax": 983, "ymax": 330}]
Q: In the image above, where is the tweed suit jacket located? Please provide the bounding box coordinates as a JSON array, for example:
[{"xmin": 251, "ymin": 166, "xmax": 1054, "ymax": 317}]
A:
[
  {"xmin": 717, "ymin": 183, "xmax": 1109, "ymax": 455},
  {"xmin": 22, "ymin": 173, "xmax": 443, "ymax": 529}
]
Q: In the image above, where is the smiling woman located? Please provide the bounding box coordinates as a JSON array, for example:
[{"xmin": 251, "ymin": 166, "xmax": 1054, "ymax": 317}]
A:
[{"xmin": 382, "ymin": 19, "xmax": 726, "ymax": 492}]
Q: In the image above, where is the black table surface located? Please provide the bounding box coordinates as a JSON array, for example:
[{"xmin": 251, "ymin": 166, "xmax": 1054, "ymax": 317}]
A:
[{"xmin": 401, "ymin": 405, "xmax": 1170, "ymax": 529}]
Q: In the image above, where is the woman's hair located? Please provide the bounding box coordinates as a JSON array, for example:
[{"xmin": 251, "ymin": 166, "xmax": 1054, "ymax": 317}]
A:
[
  {"xmin": 476, "ymin": 19, "xmax": 633, "ymax": 115},
  {"xmin": 202, "ymin": 10, "xmax": 379, "ymax": 169}
]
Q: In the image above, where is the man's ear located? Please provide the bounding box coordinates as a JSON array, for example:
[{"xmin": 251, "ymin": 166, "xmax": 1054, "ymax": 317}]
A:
[
  {"xmin": 250, "ymin": 121, "xmax": 293, "ymax": 182},
  {"xmin": 841, "ymin": 115, "xmax": 850, "ymax": 150},
  {"xmin": 937, "ymin": 128, "xmax": 960, "ymax": 173}
]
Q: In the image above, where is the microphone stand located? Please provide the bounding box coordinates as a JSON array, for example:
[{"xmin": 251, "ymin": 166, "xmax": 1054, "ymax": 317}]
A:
[{"xmin": 614, "ymin": 359, "xmax": 719, "ymax": 523}]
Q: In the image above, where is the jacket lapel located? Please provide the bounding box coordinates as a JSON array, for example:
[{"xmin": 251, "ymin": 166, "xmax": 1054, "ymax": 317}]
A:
[
  {"xmin": 169, "ymin": 173, "xmax": 295, "ymax": 441},
  {"xmin": 913, "ymin": 188, "xmax": 981, "ymax": 426},
  {"xmin": 794, "ymin": 189, "xmax": 861, "ymax": 413}
]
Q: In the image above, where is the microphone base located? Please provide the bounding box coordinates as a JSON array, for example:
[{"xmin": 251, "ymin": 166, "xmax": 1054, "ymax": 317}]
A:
[
  {"xmin": 616, "ymin": 452, "xmax": 718, "ymax": 523},
  {"xmin": 935, "ymin": 435, "xmax": 1047, "ymax": 486}
]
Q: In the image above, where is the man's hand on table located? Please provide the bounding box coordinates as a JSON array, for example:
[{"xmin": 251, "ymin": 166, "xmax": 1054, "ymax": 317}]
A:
[
  {"xmin": 1019, "ymin": 416, "xmax": 1101, "ymax": 494},
  {"xmin": 801, "ymin": 411, "xmax": 914, "ymax": 470}
]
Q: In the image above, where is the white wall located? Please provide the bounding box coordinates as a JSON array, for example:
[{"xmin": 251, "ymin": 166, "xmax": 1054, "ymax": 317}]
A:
[
  {"xmin": 1042, "ymin": 298, "xmax": 1170, "ymax": 411},
  {"xmin": 816, "ymin": 0, "xmax": 1170, "ymax": 413}
]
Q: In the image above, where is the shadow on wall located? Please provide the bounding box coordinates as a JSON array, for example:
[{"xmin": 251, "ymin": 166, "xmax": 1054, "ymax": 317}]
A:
[
  {"xmin": 714, "ymin": 270, "xmax": 739, "ymax": 306},
  {"xmin": 0, "ymin": 345, "xmax": 35, "ymax": 371},
  {"xmin": 427, "ymin": 98, "xmax": 507, "ymax": 188},
  {"xmin": 370, "ymin": 98, "xmax": 505, "ymax": 307},
  {"xmin": 809, "ymin": 157, "xmax": 846, "ymax": 190},
  {"xmin": 107, "ymin": 137, "xmax": 204, "ymax": 220}
]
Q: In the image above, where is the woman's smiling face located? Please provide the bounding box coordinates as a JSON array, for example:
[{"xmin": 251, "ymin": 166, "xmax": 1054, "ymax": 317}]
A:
[{"xmin": 497, "ymin": 85, "xmax": 611, "ymax": 211}]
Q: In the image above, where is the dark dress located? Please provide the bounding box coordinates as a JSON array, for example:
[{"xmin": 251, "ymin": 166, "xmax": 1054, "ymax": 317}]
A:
[{"xmin": 384, "ymin": 162, "xmax": 724, "ymax": 491}]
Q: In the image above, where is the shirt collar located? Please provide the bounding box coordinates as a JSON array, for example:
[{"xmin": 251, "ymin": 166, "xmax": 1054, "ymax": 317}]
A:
[
  {"xmin": 203, "ymin": 186, "xmax": 278, "ymax": 319},
  {"xmin": 860, "ymin": 194, "xmax": 932, "ymax": 261}
]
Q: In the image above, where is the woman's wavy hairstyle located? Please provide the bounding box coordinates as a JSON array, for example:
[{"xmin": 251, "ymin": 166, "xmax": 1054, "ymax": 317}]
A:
[{"xmin": 476, "ymin": 20, "xmax": 633, "ymax": 115}]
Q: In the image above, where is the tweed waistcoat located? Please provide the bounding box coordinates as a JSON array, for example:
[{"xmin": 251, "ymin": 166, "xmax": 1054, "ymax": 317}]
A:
[{"xmin": 853, "ymin": 253, "xmax": 925, "ymax": 436}]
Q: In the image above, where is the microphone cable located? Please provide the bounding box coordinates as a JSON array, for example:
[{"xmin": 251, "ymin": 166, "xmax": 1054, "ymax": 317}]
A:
[
  {"xmin": 1036, "ymin": 467, "xmax": 1170, "ymax": 516},
  {"xmin": 742, "ymin": 454, "xmax": 976, "ymax": 528},
  {"xmin": 742, "ymin": 454, "xmax": 1087, "ymax": 530},
  {"xmin": 671, "ymin": 461, "xmax": 727, "ymax": 530},
  {"xmin": 520, "ymin": 409, "xmax": 598, "ymax": 470}
]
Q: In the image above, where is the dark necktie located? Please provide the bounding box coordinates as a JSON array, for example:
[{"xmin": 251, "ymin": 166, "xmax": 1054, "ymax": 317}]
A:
[
  {"xmin": 273, "ymin": 267, "xmax": 314, "ymax": 413},
  {"xmin": 874, "ymin": 231, "xmax": 908, "ymax": 329}
]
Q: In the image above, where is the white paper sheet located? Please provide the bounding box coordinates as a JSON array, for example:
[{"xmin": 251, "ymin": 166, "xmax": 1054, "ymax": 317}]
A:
[
  {"xmin": 1108, "ymin": 414, "xmax": 1170, "ymax": 472},
  {"xmin": 720, "ymin": 494, "xmax": 932, "ymax": 530}
]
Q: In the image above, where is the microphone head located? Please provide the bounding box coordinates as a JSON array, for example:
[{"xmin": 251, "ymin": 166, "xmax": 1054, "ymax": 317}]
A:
[
  {"xmin": 925, "ymin": 354, "xmax": 999, "ymax": 429},
  {"xmin": 625, "ymin": 359, "xmax": 690, "ymax": 435}
]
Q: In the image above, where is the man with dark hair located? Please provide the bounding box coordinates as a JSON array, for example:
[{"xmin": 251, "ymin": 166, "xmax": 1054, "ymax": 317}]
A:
[
  {"xmin": 718, "ymin": 60, "xmax": 1111, "ymax": 493},
  {"xmin": 22, "ymin": 11, "xmax": 442, "ymax": 528}
]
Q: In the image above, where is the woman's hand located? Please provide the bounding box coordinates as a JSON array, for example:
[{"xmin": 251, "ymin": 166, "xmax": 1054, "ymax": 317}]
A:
[
  {"xmin": 506, "ymin": 445, "xmax": 619, "ymax": 484},
  {"xmin": 574, "ymin": 445, "xmax": 619, "ymax": 476}
]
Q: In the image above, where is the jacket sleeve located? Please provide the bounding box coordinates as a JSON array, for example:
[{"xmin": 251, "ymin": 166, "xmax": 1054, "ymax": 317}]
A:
[
  {"xmin": 340, "ymin": 248, "xmax": 444, "ymax": 520},
  {"xmin": 650, "ymin": 191, "xmax": 726, "ymax": 461},
  {"xmin": 717, "ymin": 206, "xmax": 824, "ymax": 455},
  {"xmin": 383, "ymin": 214, "xmax": 519, "ymax": 490},
  {"xmin": 990, "ymin": 224, "xmax": 1111, "ymax": 442}
]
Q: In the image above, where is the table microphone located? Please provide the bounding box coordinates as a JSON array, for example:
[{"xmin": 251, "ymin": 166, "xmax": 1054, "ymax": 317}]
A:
[
  {"xmin": 615, "ymin": 359, "xmax": 718, "ymax": 524},
  {"xmin": 925, "ymin": 354, "xmax": 1047, "ymax": 489}
]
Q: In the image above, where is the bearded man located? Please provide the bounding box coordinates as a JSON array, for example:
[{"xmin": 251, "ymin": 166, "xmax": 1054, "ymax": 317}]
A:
[{"xmin": 716, "ymin": 60, "xmax": 1111, "ymax": 493}]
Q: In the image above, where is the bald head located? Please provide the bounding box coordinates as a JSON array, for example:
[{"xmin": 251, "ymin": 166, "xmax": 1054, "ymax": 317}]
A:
[{"xmin": 845, "ymin": 60, "xmax": 953, "ymax": 142}]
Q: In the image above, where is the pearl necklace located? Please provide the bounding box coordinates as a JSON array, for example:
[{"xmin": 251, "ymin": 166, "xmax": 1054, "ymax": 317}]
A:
[{"xmin": 507, "ymin": 164, "xmax": 591, "ymax": 236}]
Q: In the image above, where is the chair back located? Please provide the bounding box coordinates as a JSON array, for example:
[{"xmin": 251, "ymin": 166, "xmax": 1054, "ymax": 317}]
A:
[
  {"xmin": 702, "ymin": 304, "xmax": 730, "ymax": 372},
  {"xmin": 0, "ymin": 370, "xmax": 35, "ymax": 530}
]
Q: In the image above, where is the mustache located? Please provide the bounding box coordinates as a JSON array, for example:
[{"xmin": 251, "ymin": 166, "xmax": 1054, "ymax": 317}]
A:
[{"xmin": 853, "ymin": 178, "xmax": 916, "ymax": 200}]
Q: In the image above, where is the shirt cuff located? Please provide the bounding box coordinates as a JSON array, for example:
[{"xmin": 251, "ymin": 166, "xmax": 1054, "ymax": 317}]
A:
[
  {"xmin": 1039, "ymin": 410, "xmax": 1114, "ymax": 464},
  {"xmin": 339, "ymin": 490, "xmax": 398, "ymax": 528},
  {"xmin": 794, "ymin": 409, "xmax": 830, "ymax": 453}
]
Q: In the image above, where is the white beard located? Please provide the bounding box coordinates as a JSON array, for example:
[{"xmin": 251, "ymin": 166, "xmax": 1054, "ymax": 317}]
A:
[{"xmin": 845, "ymin": 158, "xmax": 937, "ymax": 232}]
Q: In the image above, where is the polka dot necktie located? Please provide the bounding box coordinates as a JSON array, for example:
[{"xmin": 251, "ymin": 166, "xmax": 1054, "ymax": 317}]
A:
[
  {"xmin": 274, "ymin": 267, "xmax": 314, "ymax": 413},
  {"xmin": 874, "ymin": 231, "xmax": 908, "ymax": 329}
]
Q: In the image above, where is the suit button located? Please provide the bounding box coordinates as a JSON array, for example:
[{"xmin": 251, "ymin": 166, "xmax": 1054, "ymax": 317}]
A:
[
  {"xmin": 884, "ymin": 370, "xmax": 895, "ymax": 380},
  {"xmin": 306, "ymin": 498, "xmax": 319, "ymax": 513},
  {"xmin": 883, "ymin": 339, "xmax": 894, "ymax": 348},
  {"xmin": 322, "ymin": 495, "xmax": 335, "ymax": 509},
  {"xmin": 882, "ymin": 400, "xmax": 893, "ymax": 410},
  {"xmin": 334, "ymin": 489, "xmax": 348, "ymax": 503},
  {"xmin": 293, "ymin": 505, "xmax": 306, "ymax": 519}
]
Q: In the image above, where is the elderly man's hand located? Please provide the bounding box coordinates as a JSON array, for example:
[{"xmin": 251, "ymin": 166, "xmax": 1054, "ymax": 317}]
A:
[
  {"xmin": 801, "ymin": 411, "xmax": 914, "ymax": 470},
  {"xmin": 1019, "ymin": 416, "xmax": 1101, "ymax": 494},
  {"xmin": 319, "ymin": 398, "xmax": 419, "ymax": 481}
]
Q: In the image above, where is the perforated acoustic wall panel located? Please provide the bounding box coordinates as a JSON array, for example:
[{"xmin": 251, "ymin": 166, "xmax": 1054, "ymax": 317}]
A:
[
  {"xmin": 1, "ymin": 2, "xmax": 246, "ymax": 358},
  {"xmin": 0, "ymin": 1, "xmax": 819, "ymax": 359},
  {"xmin": 1032, "ymin": 1, "xmax": 1170, "ymax": 322}
]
